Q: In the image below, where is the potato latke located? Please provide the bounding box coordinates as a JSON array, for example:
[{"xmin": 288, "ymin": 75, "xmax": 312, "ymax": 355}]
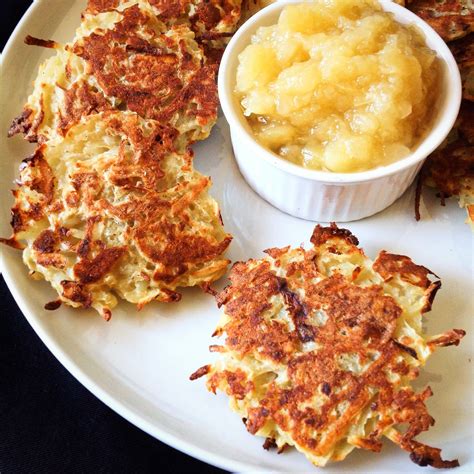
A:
[
  {"xmin": 3, "ymin": 112, "xmax": 231, "ymax": 318},
  {"xmin": 192, "ymin": 224, "xmax": 465, "ymax": 468},
  {"xmin": 9, "ymin": 1, "xmax": 221, "ymax": 144}
]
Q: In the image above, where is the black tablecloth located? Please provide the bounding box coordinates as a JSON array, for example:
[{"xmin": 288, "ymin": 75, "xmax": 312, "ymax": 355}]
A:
[{"xmin": 1, "ymin": 3, "xmax": 225, "ymax": 473}]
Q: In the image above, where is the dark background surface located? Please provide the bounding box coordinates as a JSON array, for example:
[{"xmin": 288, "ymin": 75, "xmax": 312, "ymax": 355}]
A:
[{"xmin": 1, "ymin": 2, "xmax": 226, "ymax": 473}]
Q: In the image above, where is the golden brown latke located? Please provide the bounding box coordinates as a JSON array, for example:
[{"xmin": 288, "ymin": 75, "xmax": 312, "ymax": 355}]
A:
[
  {"xmin": 408, "ymin": 0, "xmax": 474, "ymax": 41},
  {"xmin": 8, "ymin": 1, "xmax": 225, "ymax": 144},
  {"xmin": 73, "ymin": 3, "xmax": 219, "ymax": 141},
  {"xmin": 2, "ymin": 111, "xmax": 231, "ymax": 318},
  {"xmin": 191, "ymin": 224, "xmax": 465, "ymax": 468}
]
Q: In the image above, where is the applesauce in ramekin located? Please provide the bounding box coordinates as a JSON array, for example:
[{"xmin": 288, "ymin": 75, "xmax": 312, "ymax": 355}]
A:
[{"xmin": 235, "ymin": 0, "xmax": 439, "ymax": 173}]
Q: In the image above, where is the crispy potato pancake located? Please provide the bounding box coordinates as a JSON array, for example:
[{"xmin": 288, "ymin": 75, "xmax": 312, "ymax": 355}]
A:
[
  {"xmin": 191, "ymin": 224, "xmax": 465, "ymax": 468},
  {"xmin": 9, "ymin": 2, "xmax": 220, "ymax": 144},
  {"xmin": 2, "ymin": 112, "xmax": 231, "ymax": 318},
  {"xmin": 73, "ymin": 4, "xmax": 218, "ymax": 141},
  {"xmin": 408, "ymin": 0, "xmax": 474, "ymax": 41},
  {"xmin": 421, "ymin": 101, "xmax": 474, "ymax": 228}
]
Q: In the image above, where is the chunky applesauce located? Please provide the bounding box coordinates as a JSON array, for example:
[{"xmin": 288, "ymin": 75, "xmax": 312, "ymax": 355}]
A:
[{"xmin": 235, "ymin": 0, "xmax": 439, "ymax": 173}]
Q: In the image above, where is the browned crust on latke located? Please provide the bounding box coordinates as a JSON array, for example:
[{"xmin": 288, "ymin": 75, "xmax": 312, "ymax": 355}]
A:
[
  {"xmin": 373, "ymin": 250, "xmax": 437, "ymax": 288},
  {"xmin": 9, "ymin": 102, "xmax": 46, "ymax": 143},
  {"xmin": 196, "ymin": 225, "xmax": 463, "ymax": 468},
  {"xmin": 8, "ymin": 108, "xmax": 33, "ymax": 138},
  {"xmin": 216, "ymin": 260, "xmax": 301, "ymax": 362},
  {"xmin": 74, "ymin": 247, "xmax": 126, "ymax": 284},
  {"xmin": 416, "ymin": 100, "xmax": 474, "ymax": 221},
  {"xmin": 148, "ymin": 0, "xmax": 189, "ymax": 22},
  {"xmin": 419, "ymin": 283, "xmax": 440, "ymax": 316},
  {"xmin": 201, "ymin": 281, "xmax": 218, "ymax": 296},
  {"xmin": 428, "ymin": 328, "xmax": 466, "ymax": 347},
  {"xmin": 33, "ymin": 229, "xmax": 59, "ymax": 254},
  {"xmin": 24, "ymin": 35, "xmax": 58, "ymax": 49},
  {"xmin": 278, "ymin": 278, "xmax": 316, "ymax": 344},
  {"xmin": 190, "ymin": 364, "xmax": 211, "ymax": 380},
  {"xmin": 84, "ymin": 0, "xmax": 242, "ymax": 40},
  {"xmin": 10, "ymin": 149, "xmax": 54, "ymax": 237},
  {"xmin": 58, "ymin": 81, "xmax": 112, "ymax": 135},
  {"xmin": 189, "ymin": 0, "xmax": 242, "ymax": 39},
  {"xmin": 409, "ymin": 0, "xmax": 474, "ymax": 42},
  {"xmin": 60, "ymin": 280, "xmax": 93, "ymax": 307},
  {"xmin": 450, "ymin": 34, "xmax": 474, "ymax": 101},
  {"xmin": 262, "ymin": 437, "xmax": 278, "ymax": 450},
  {"xmin": 72, "ymin": 4, "xmax": 218, "ymax": 134},
  {"xmin": 457, "ymin": 100, "xmax": 474, "ymax": 142},
  {"xmin": 156, "ymin": 64, "xmax": 219, "ymax": 129},
  {"xmin": 208, "ymin": 368, "xmax": 255, "ymax": 399},
  {"xmin": 424, "ymin": 139, "xmax": 473, "ymax": 196},
  {"xmin": 2, "ymin": 148, "xmax": 55, "ymax": 250},
  {"xmin": 310, "ymin": 222, "xmax": 359, "ymax": 247},
  {"xmin": 84, "ymin": 0, "xmax": 121, "ymax": 14},
  {"xmin": 392, "ymin": 339, "xmax": 418, "ymax": 359}
]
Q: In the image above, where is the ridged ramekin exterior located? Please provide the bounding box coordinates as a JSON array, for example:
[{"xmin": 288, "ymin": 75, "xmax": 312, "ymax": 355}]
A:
[{"xmin": 231, "ymin": 131, "xmax": 422, "ymax": 222}]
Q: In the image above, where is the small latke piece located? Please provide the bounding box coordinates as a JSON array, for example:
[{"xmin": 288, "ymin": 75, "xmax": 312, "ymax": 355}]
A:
[
  {"xmin": 191, "ymin": 224, "xmax": 465, "ymax": 468},
  {"xmin": 2, "ymin": 112, "xmax": 231, "ymax": 318},
  {"xmin": 408, "ymin": 0, "xmax": 474, "ymax": 41},
  {"xmin": 9, "ymin": 1, "xmax": 220, "ymax": 144}
]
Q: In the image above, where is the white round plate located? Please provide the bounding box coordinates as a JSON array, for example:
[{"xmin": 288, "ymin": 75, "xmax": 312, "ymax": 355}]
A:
[{"xmin": 1, "ymin": 1, "xmax": 473, "ymax": 472}]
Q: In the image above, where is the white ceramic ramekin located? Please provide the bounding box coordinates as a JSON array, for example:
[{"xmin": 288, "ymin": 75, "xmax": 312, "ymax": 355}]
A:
[{"xmin": 218, "ymin": 0, "xmax": 462, "ymax": 222}]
